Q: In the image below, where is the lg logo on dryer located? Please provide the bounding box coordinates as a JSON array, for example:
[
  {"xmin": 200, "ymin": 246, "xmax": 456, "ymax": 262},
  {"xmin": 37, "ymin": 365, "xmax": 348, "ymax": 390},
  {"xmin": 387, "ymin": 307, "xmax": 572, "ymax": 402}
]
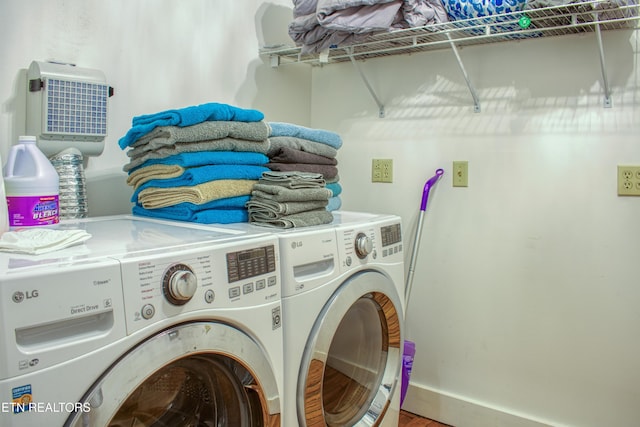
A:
[{"xmin": 12, "ymin": 290, "xmax": 39, "ymax": 303}]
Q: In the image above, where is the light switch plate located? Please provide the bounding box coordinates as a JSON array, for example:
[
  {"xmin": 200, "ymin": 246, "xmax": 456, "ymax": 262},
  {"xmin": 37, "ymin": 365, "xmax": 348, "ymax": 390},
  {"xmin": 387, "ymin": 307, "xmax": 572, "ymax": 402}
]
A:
[{"xmin": 453, "ymin": 161, "xmax": 468, "ymax": 187}]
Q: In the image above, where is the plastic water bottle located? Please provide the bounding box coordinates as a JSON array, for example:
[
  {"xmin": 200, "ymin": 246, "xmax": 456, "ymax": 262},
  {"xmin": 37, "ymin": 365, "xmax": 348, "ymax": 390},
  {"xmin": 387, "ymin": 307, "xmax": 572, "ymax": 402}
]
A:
[{"xmin": 3, "ymin": 136, "xmax": 60, "ymax": 228}]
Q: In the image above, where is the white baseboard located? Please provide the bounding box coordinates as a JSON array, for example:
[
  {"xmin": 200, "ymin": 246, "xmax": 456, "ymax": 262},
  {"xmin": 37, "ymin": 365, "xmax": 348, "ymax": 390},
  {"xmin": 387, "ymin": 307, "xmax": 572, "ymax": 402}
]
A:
[{"xmin": 401, "ymin": 383, "xmax": 556, "ymax": 427}]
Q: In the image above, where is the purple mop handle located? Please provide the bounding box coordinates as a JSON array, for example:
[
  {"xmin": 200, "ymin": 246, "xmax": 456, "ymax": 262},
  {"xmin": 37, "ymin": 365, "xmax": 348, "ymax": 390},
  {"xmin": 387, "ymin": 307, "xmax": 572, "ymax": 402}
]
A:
[
  {"xmin": 406, "ymin": 168, "xmax": 444, "ymax": 306},
  {"xmin": 420, "ymin": 169, "xmax": 444, "ymax": 211}
]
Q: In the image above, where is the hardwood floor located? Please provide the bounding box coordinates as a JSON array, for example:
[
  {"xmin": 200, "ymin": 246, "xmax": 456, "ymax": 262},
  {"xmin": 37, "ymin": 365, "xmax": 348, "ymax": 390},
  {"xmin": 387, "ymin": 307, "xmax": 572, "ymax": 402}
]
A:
[{"xmin": 399, "ymin": 410, "xmax": 452, "ymax": 427}]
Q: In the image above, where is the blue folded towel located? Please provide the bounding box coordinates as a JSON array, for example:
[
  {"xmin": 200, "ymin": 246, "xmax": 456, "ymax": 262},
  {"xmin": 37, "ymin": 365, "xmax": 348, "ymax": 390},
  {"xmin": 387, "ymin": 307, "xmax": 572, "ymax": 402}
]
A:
[
  {"xmin": 327, "ymin": 196, "xmax": 342, "ymax": 211},
  {"xmin": 133, "ymin": 195, "xmax": 249, "ymax": 223},
  {"xmin": 131, "ymin": 165, "xmax": 268, "ymax": 202},
  {"xmin": 128, "ymin": 151, "xmax": 269, "ymax": 174},
  {"xmin": 133, "ymin": 205, "xmax": 248, "ymax": 224},
  {"xmin": 268, "ymin": 122, "xmax": 342, "ymax": 149},
  {"xmin": 326, "ymin": 182, "xmax": 342, "ymax": 197},
  {"xmin": 119, "ymin": 103, "xmax": 264, "ymax": 149}
]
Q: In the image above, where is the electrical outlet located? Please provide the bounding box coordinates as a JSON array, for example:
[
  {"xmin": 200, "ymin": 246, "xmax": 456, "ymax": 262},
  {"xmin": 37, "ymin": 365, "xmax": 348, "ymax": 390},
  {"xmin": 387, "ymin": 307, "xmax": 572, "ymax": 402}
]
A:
[
  {"xmin": 617, "ymin": 165, "xmax": 640, "ymax": 196},
  {"xmin": 372, "ymin": 159, "xmax": 393, "ymax": 183},
  {"xmin": 453, "ymin": 161, "xmax": 468, "ymax": 187}
]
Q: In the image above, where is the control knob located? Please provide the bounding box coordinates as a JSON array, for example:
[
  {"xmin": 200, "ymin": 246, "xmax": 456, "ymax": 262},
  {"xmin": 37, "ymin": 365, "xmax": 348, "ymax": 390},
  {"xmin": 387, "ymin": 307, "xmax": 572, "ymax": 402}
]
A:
[
  {"xmin": 163, "ymin": 264, "xmax": 197, "ymax": 305},
  {"xmin": 354, "ymin": 232, "xmax": 373, "ymax": 259}
]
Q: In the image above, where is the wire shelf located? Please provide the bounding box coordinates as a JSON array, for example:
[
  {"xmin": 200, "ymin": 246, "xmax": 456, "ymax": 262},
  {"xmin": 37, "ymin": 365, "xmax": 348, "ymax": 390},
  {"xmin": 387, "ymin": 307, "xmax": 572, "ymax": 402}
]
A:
[{"xmin": 261, "ymin": 0, "xmax": 639, "ymax": 66}]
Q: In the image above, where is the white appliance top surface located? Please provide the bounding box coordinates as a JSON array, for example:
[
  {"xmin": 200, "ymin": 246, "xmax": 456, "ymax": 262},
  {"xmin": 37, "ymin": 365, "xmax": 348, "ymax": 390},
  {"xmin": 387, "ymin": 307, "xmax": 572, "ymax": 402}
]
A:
[
  {"xmin": 220, "ymin": 211, "xmax": 398, "ymax": 235},
  {"xmin": 0, "ymin": 215, "xmax": 262, "ymax": 273},
  {"xmin": 330, "ymin": 211, "xmax": 396, "ymax": 225}
]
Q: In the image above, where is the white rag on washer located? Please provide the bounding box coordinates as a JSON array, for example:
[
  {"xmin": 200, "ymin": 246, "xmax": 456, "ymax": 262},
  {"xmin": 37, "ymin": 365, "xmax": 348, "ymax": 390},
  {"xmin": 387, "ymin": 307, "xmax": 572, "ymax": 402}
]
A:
[{"xmin": 0, "ymin": 228, "xmax": 92, "ymax": 255}]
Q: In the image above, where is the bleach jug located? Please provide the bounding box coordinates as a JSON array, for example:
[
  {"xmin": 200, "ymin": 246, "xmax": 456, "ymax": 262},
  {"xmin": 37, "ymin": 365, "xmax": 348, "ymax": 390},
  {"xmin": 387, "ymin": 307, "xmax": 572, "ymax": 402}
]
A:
[{"xmin": 3, "ymin": 136, "xmax": 60, "ymax": 227}]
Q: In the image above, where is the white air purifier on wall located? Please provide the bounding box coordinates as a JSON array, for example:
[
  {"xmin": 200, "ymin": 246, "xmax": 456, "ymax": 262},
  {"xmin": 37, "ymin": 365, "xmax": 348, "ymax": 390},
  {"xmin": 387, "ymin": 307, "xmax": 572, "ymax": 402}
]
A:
[{"xmin": 26, "ymin": 60, "xmax": 113, "ymax": 218}]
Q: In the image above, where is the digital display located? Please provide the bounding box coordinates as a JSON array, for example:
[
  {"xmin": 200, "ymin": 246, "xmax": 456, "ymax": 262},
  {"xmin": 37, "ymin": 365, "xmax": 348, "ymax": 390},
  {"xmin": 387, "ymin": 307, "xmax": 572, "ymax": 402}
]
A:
[
  {"xmin": 238, "ymin": 247, "xmax": 266, "ymax": 262},
  {"xmin": 226, "ymin": 245, "xmax": 276, "ymax": 283},
  {"xmin": 381, "ymin": 223, "xmax": 401, "ymax": 247}
]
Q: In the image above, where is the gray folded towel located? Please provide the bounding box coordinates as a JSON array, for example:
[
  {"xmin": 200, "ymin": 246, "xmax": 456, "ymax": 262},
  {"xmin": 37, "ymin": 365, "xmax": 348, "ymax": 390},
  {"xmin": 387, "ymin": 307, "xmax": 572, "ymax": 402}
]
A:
[
  {"xmin": 269, "ymin": 146, "xmax": 337, "ymax": 165},
  {"xmin": 131, "ymin": 121, "xmax": 270, "ymax": 150},
  {"xmin": 251, "ymin": 184, "xmax": 332, "ymax": 203},
  {"xmin": 267, "ymin": 163, "xmax": 338, "ymax": 180},
  {"xmin": 250, "ymin": 208, "xmax": 334, "ymax": 229},
  {"xmin": 259, "ymin": 171, "xmax": 326, "ymax": 188},
  {"xmin": 123, "ymin": 138, "xmax": 270, "ymax": 172},
  {"xmin": 246, "ymin": 198, "xmax": 328, "ymax": 218},
  {"xmin": 268, "ymin": 136, "xmax": 338, "ymax": 159}
]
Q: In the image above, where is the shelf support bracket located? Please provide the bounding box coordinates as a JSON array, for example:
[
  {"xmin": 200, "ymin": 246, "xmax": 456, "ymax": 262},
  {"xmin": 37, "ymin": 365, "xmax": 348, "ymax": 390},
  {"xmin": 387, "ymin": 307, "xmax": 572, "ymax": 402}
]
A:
[
  {"xmin": 594, "ymin": 21, "xmax": 612, "ymax": 108},
  {"xmin": 447, "ymin": 33, "xmax": 481, "ymax": 113},
  {"xmin": 347, "ymin": 50, "xmax": 385, "ymax": 118}
]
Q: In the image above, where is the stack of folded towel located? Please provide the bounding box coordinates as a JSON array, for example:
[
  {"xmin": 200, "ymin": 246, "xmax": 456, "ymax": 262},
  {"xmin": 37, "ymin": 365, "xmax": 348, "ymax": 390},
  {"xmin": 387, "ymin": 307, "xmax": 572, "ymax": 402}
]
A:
[
  {"xmin": 266, "ymin": 122, "xmax": 343, "ymax": 212},
  {"xmin": 118, "ymin": 102, "xmax": 271, "ymax": 224},
  {"xmin": 246, "ymin": 171, "xmax": 334, "ymax": 228}
]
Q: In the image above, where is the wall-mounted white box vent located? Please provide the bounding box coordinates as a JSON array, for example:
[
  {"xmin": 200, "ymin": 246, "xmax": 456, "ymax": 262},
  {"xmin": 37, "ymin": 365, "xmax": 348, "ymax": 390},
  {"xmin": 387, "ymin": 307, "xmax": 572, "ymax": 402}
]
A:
[{"xmin": 26, "ymin": 60, "xmax": 113, "ymax": 157}]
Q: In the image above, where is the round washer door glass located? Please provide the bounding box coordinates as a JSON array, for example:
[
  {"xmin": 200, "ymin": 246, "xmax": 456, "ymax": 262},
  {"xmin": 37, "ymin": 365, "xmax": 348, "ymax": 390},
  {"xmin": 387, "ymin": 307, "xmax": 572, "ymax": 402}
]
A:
[
  {"xmin": 300, "ymin": 271, "xmax": 403, "ymax": 427},
  {"xmin": 65, "ymin": 322, "xmax": 280, "ymax": 427}
]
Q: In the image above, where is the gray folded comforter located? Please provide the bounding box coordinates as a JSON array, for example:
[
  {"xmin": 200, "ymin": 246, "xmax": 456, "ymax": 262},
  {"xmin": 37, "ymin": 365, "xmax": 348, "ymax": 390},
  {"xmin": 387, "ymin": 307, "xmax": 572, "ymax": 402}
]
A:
[
  {"xmin": 289, "ymin": 0, "xmax": 449, "ymax": 54},
  {"xmin": 290, "ymin": 0, "xmax": 403, "ymax": 53}
]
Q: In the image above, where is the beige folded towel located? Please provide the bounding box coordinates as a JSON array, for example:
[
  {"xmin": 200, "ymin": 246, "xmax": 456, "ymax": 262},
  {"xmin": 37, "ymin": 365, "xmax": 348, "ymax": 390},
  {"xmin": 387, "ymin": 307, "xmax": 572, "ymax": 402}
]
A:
[
  {"xmin": 127, "ymin": 164, "xmax": 184, "ymax": 188},
  {"xmin": 137, "ymin": 179, "xmax": 257, "ymax": 209}
]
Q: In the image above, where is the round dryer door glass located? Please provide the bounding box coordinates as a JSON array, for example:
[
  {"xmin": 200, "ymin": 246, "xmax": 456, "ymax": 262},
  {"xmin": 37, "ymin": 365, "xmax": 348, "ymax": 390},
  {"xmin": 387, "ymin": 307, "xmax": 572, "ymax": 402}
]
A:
[
  {"xmin": 323, "ymin": 296, "xmax": 387, "ymax": 425},
  {"xmin": 300, "ymin": 271, "xmax": 402, "ymax": 427}
]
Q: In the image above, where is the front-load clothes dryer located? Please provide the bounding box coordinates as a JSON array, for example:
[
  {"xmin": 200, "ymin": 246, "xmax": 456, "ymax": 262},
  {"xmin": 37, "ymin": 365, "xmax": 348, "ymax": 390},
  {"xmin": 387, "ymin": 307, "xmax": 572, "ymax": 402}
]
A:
[
  {"xmin": 275, "ymin": 212, "xmax": 405, "ymax": 427},
  {"xmin": 0, "ymin": 215, "xmax": 283, "ymax": 427}
]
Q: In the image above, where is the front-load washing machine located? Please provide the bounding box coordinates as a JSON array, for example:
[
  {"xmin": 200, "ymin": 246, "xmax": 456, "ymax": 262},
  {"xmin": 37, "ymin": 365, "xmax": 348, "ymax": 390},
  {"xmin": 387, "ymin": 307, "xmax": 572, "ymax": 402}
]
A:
[
  {"xmin": 0, "ymin": 215, "xmax": 283, "ymax": 427},
  {"xmin": 269, "ymin": 211, "xmax": 405, "ymax": 427}
]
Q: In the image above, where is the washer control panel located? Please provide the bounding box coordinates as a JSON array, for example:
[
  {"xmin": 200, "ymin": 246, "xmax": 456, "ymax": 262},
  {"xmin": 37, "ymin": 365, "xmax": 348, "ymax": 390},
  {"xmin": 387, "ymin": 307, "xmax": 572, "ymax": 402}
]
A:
[
  {"xmin": 227, "ymin": 245, "xmax": 277, "ymax": 283},
  {"xmin": 118, "ymin": 235, "xmax": 280, "ymax": 335},
  {"xmin": 163, "ymin": 263, "xmax": 198, "ymax": 305}
]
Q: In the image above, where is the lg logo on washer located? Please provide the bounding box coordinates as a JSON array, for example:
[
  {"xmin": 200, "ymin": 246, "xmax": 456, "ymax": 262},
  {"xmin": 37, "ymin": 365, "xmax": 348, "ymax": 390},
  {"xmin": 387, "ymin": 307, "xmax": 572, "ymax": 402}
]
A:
[{"xmin": 11, "ymin": 290, "xmax": 39, "ymax": 303}]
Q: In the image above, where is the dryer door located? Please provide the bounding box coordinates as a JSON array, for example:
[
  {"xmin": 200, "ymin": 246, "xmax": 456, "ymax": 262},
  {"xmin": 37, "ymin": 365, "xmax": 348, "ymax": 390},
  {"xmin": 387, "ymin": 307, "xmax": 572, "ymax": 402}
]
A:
[
  {"xmin": 299, "ymin": 270, "xmax": 403, "ymax": 427},
  {"xmin": 65, "ymin": 322, "xmax": 280, "ymax": 427}
]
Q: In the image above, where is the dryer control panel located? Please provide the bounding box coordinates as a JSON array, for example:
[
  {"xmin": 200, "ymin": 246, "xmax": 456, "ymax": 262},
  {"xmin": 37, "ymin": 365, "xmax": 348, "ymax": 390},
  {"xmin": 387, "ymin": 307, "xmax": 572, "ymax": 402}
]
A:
[{"xmin": 335, "ymin": 217, "xmax": 403, "ymax": 275}]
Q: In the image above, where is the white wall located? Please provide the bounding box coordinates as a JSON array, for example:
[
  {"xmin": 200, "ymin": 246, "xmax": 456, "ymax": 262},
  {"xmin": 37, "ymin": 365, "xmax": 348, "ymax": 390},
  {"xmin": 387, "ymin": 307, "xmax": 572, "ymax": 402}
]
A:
[
  {"xmin": 310, "ymin": 30, "xmax": 640, "ymax": 426},
  {"xmin": 0, "ymin": 0, "xmax": 310, "ymax": 215},
  {"xmin": 2, "ymin": 2, "xmax": 638, "ymax": 426}
]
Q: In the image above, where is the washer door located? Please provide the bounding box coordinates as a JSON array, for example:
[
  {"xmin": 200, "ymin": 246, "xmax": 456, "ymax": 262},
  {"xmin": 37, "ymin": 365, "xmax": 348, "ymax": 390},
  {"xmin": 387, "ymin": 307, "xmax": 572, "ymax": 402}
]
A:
[
  {"xmin": 65, "ymin": 322, "xmax": 280, "ymax": 427},
  {"xmin": 299, "ymin": 270, "xmax": 403, "ymax": 427}
]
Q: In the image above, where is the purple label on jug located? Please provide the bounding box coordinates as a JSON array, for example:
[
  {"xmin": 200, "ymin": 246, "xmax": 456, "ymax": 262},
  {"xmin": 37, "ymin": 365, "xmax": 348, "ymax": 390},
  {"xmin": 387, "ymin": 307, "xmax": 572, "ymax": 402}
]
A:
[{"xmin": 7, "ymin": 195, "xmax": 59, "ymax": 227}]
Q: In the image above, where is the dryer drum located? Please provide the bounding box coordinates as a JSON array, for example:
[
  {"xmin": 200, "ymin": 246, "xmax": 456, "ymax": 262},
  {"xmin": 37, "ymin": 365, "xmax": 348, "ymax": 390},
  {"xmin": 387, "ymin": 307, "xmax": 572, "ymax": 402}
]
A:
[{"xmin": 108, "ymin": 356, "xmax": 257, "ymax": 427}]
